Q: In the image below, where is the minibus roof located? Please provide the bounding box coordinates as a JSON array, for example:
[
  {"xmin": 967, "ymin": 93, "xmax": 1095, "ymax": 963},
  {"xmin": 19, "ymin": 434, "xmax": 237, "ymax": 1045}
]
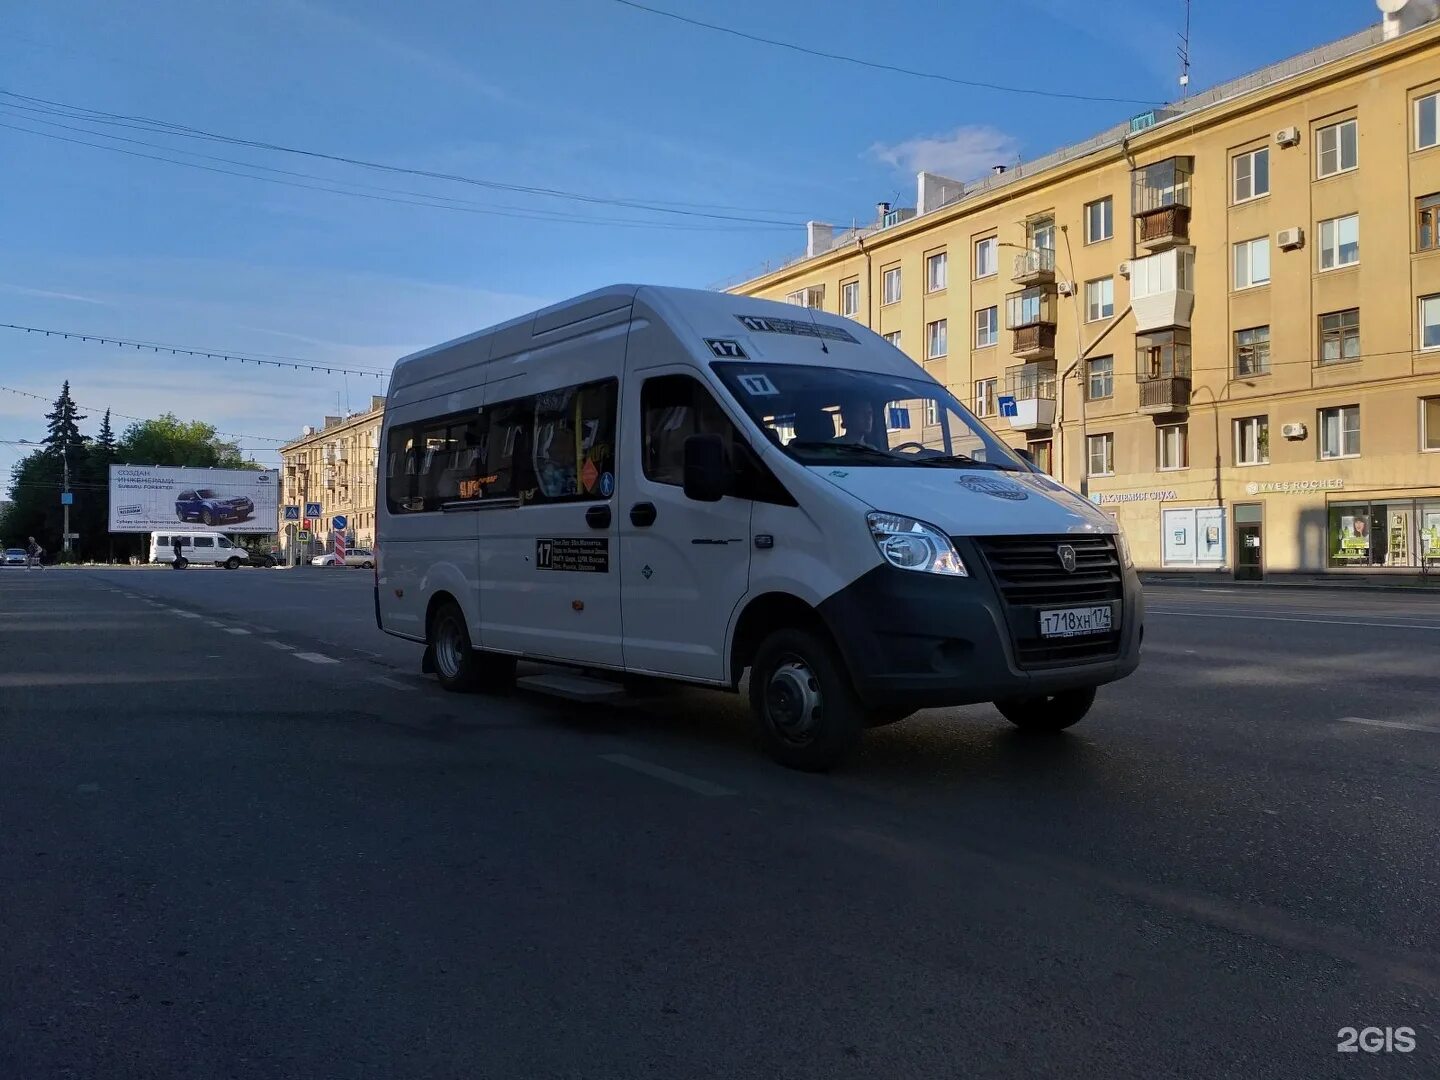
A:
[{"xmin": 389, "ymin": 285, "xmax": 925, "ymax": 392}]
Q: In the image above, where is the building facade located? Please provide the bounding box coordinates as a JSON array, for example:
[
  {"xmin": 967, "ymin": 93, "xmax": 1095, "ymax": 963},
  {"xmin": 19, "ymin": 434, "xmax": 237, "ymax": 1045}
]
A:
[
  {"xmin": 277, "ymin": 397, "xmax": 384, "ymax": 561},
  {"xmin": 732, "ymin": 12, "xmax": 1440, "ymax": 578}
]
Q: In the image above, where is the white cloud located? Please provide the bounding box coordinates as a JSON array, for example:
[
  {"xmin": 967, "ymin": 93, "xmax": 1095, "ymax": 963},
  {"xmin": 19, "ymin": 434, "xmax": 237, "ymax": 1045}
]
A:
[{"xmin": 869, "ymin": 126, "xmax": 1021, "ymax": 180}]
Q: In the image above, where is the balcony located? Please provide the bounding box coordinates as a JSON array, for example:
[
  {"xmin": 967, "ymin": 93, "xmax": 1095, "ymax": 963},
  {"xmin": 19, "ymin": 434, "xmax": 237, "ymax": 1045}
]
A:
[
  {"xmin": 1011, "ymin": 247, "xmax": 1056, "ymax": 286},
  {"xmin": 1006, "ymin": 286, "xmax": 1057, "ymax": 360},
  {"xmin": 1001, "ymin": 363, "xmax": 1057, "ymax": 432},
  {"xmin": 1129, "ymin": 247, "xmax": 1195, "ymax": 332},
  {"xmin": 1138, "ymin": 377, "xmax": 1192, "ymax": 414},
  {"xmin": 1136, "ymin": 330, "xmax": 1192, "ymax": 416},
  {"xmin": 1132, "ymin": 156, "xmax": 1192, "ymax": 252}
]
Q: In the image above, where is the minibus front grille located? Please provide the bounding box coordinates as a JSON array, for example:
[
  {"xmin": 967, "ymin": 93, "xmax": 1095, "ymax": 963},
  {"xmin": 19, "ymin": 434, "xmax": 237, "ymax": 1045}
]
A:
[{"xmin": 972, "ymin": 534, "xmax": 1123, "ymax": 669}]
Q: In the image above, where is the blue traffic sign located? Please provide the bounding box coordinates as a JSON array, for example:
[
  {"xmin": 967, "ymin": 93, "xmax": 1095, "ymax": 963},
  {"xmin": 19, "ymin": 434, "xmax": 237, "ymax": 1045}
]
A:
[
  {"xmin": 998, "ymin": 395, "xmax": 1018, "ymax": 418},
  {"xmin": 60, "ymin": 492, "xmax": 74, "ymax": 506},
  {"xmin": 283, "ymin": 505, "xmax": 301, "ymax": 521},
  {"xmin": 305, "ymin": 502, "xmax": 323, "ymax": 518},
  {"xmin": 332, "ymin": 514, "xmax": 348, "ymax": 531}
]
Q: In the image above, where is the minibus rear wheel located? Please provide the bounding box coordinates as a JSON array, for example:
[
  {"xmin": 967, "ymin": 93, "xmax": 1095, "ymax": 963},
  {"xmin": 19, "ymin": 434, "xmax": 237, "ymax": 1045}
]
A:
[
  {"xmin": 750, "ymin": 627, "xmax": 863, "ymax": 772},
  {"xmin": 429, "ymin": 601, "xmax": 484, "ymax": 692},
  {"xmin": 994, "ymin": 687, "xmax": 1096, "ymax": 732}
]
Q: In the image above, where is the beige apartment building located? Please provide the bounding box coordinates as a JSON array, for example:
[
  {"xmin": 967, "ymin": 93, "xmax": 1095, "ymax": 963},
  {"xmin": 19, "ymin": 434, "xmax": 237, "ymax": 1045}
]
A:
[
  {"xmin": 732, "ymin": 4, "xmax": 1440, "ymax": 578},
  {"xmin": 277, "ymin": 397, "xmax": 384, "ymax": 561}
]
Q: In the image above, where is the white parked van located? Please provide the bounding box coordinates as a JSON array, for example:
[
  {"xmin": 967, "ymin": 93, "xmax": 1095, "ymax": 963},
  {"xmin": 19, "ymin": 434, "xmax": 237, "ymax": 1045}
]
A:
[
  {"xmin": 377, "ymin": 286, "xmax": 1142, "ymax": 770},
  {"xmin": 149, "ymin": 531, "xmax": 249, "ymax": 569}
]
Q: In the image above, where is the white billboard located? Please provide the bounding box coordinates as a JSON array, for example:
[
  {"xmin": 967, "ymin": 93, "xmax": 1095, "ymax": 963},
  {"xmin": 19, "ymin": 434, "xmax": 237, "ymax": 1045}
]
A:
[{"xmin": 109, "ymin": 465, "xmax": 280, "ymax": 534}]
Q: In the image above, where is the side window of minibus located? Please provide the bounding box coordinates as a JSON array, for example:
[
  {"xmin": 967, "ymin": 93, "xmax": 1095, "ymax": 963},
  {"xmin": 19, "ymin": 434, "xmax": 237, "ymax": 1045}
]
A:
[{"xmin": 530, "ymin": 379, "xmax": 617, "ymax": 503}]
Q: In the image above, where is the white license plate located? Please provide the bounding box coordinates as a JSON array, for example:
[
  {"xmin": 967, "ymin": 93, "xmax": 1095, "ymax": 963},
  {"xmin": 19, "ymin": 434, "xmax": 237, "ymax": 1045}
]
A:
[{"xmin": 1038, "ymin": 605, "xmax": 1112, "ymax": 639}]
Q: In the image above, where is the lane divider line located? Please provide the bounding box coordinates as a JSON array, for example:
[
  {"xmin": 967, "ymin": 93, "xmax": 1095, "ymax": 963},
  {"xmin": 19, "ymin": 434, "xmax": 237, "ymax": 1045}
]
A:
[
  {"xmin": 223, "ymin": 627, "xmax": 251, "ymax": 635},
  {"xmin": 1337, "ymin": 716, "xmax": 1440, "ymax": 734},
  {"xmin": 263, "ymin": 641, "xmax": 294, "ymax": 651},
  {"xmin": 293, "ymin": 652, "xmax": 340, "ymax": 665},
  {"xmin": 1147, "ymin": 610, "xmax": 1440, "ymax": 632},
  {"xmin": 600, "ymin": 753, "xmax": 735, "ymax": 798}
]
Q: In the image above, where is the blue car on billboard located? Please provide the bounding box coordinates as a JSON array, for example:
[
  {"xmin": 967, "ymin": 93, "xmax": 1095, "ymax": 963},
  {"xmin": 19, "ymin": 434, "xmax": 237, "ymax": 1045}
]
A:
[{"xmin": 175, "ymin": 487, "xmax": 255, "ymax": 526}]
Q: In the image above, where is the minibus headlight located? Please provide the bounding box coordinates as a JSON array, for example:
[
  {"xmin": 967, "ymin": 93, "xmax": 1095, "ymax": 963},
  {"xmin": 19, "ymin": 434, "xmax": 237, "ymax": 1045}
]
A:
[
  {"xmin": 1116, "ymin": 530, "xmax": 1133, "ymax": 569},
  {"xmin": 867, "ymin": 513, "xmax": 968, "ymax": 577}
]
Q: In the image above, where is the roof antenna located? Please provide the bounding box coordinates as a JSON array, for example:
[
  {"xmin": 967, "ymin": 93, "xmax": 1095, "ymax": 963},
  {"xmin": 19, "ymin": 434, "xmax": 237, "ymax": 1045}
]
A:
[
  {"xmin": 1177, "ymin": 0, "xmax": 1192, "ymax": 90},
  {"xmin": 805, "ymin": 303, "xmax": 829, "ymax": 354}
]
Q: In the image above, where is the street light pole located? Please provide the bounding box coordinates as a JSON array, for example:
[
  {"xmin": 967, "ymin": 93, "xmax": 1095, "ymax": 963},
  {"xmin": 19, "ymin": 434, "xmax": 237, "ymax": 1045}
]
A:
[{"xmin": 61, "ymin": 439, "xmax": 71, "ymax": 558}]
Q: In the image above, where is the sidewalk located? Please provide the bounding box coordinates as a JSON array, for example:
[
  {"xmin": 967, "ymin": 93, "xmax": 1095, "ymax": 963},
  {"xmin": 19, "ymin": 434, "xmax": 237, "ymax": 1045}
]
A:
[{"xmin": 1140, "ymin": 570, "xmax": 1440, "ymax": 593}]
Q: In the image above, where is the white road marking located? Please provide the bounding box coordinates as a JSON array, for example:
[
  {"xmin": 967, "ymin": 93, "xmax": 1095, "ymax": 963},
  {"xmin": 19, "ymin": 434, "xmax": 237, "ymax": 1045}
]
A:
[
  {"xmin": 177, "ymin": 612, "xmax": 202, "ymax": 619},
  {"xmin": 263, "ymin": 641, "xmax": 294, "ymax": 651},
  {"xmin": 372, "ymin": 676, "xmax": 415, "ymax": 692},
  {"xmin": 1337, "ymin": 716, "xmax": 1440, "ymax": 734},
  {"xmin": 293, "ymin": 652, "xmax": 340, "ymax": 665},
  {"xmin": 600, "ymin": 753, "xmax": 735, "ymax": 797},
  {"xmin": 1148, "ymin": 609, "xmax": 1440, "ymax": 632},
  {"xmin": 223, "ymin": 627, "xmax": 251, "ymax": 635}
]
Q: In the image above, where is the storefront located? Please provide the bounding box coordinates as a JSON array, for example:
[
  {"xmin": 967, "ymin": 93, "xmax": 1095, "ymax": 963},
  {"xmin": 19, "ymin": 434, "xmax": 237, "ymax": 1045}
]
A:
[
  {"xmin": 1160, "ymin": 506, "xmax": 1226, "ymax": 567},
  {"xmin": 1326, "ymin": 496, "xmax": 1440, "ymax": 570}
]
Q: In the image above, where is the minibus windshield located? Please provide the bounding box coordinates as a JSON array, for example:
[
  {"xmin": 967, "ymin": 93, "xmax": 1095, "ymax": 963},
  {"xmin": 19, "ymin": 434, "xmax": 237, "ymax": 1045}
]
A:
[{"xmin": 713, "ymin": 362, "xmax": 1025, "ymax": 471}]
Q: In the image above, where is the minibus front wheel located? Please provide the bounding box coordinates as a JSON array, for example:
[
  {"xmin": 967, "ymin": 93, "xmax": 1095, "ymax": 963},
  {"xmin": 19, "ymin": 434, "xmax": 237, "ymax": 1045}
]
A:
[
  {"xmin": 994, "ymin": 686, "xmax": 1096, "ymax": 733},
  {"xmin": 749, "ymin": 627, "xmax": 864, "ymax": 772},
  {"xmin": 427, "ymin": 600, "xmax": 515, "ymax": 693}
]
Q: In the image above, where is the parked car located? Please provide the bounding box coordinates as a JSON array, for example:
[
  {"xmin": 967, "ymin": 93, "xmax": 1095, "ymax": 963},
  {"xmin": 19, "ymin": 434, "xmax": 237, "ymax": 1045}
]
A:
[
  {"xmin": 239, "ymin": 546, "xmax": 280, "ymax": 568},
  {"xmin": 3, "ymin": 548, "xmax": 27, "ymax": 566},
  {"xmin": 311, "ymin": 548, "xmax": 375, "ymax": 568},
  {"xmin": 175, "ymin": 488, "xmax": 255, "ymax": 525}
]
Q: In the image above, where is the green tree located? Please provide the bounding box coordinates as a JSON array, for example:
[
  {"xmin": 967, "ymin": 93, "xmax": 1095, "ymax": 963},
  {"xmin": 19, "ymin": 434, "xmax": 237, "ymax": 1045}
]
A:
[
  {"xmin": 116, "ymin": 414, "xmax": 252, "ymax": 469},
  {"xmin": 44, "ymin": 380, "xmax": 89, "ymax": 455},
  {"xmin": 96, "ymin": 409, "xmax": 117, "ymax": 461}
]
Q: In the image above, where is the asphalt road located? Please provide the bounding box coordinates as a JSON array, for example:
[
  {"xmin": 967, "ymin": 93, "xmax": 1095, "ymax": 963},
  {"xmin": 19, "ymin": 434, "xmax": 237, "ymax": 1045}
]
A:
[{"xmin": 2, "ymin": 566, "xmax": 1438, "ymax": 1078}]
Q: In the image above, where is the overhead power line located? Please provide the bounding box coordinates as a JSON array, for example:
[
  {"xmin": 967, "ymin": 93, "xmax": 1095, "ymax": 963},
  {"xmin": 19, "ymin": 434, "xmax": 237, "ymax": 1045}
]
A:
[
  {"xmin": 0, "ymin": 322, "xmax": 390, "ymax": 379},
  {"xmin": 0, "ymin": 383, "xmax": 289, "ymax": 444},
  {"xmin": 0, "ymin": 110, "xmax": 793, "ymax": 233},
  {"xmin": 0, "ymin": 89, "xmax": 813, "ymax": 226},
  {"xmin": 605, "ymin": 0, "xmax": 1168, "ymax": 107}
]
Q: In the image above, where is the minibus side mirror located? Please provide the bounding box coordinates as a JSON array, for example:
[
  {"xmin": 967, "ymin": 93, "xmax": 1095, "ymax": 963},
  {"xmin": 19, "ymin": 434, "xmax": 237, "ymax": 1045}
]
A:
[{"xmin": 683, "ymin": 434, "xmax": 731, "ymax": 502}]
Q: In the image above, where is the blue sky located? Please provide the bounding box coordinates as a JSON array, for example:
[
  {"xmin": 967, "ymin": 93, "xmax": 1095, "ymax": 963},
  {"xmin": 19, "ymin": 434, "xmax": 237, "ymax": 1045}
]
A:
[{"xmin": 0, "ymin": 0, "xmax": 1375, "ymax": 472}]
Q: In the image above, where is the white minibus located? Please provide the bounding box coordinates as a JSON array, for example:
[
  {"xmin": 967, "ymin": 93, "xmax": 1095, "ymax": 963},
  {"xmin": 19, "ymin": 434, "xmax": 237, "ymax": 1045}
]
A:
[
  {"xmin": 149, "ymin": 531, "xmax": 249, "ymax": 568},
  {"xmin": 376, "ymin": 286, "xmax": 1142, "ymax": 770}
]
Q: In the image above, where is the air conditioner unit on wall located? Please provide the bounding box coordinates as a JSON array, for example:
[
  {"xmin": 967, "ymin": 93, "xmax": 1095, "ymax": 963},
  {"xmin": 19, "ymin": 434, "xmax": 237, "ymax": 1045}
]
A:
[
  {"xmin": 1281, "ymin": 422, "xmax": 1308, "ymax": 440},
  {"xmin": 1275, "ymin": 125, "xmax": 1301, "ymax": 147},
  {"xmin": 1277, "ymin": 227, "xmax": 1305, "ymax": 250},
  {"xmin": 1117, "ymin": 261, "xmax": 1132, "ymax": 278},
  {"xmin": 1057, "ymin": 280, "xmax": 1076, "ymax": 296}
]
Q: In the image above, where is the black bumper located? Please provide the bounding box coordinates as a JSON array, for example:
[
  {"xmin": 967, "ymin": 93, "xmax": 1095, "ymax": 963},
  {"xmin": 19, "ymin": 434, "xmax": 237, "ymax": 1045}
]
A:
[{"xmin": 816, "ymin": 555, "xmax": 1144, "ymax": 711}]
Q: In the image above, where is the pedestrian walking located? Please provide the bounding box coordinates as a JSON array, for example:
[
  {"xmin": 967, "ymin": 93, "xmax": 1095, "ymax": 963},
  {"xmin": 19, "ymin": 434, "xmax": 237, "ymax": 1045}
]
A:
[
  {"xmin": 25, "ymin": 536, "xmax": 43, "ymax": 569},
  {"xmin": 171, "ymin": 536, "xmax": 185, "ymax": 569}
]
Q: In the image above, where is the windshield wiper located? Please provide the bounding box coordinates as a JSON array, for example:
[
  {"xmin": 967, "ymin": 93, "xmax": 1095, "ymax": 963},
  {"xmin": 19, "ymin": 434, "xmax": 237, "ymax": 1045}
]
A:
[
  {"xmin": 911, "ymin": 454, "xmax": 1022, "ymax": 471},
  {"xmin": 785, "ymin": 441, "xmax": 900, "ymax": 461}
]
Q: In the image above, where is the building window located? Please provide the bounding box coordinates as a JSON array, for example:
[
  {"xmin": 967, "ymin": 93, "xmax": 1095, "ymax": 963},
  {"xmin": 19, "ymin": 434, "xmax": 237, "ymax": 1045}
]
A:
[
  {"xmin": 1028, "ymin": 439, "xmax": 1052, "ymax": 475},
  {"xmin": 926, "ymin": 251, "xmax": 948, "ymax": 292},
  {"xmin": 1319, "ymin": 404, "xmax": 1360, "ymax": 458},
  {"xmin": 883, "ymin": 330, "xmax": 901, "ymax": 349},
  {"xmin": 1316, "ymin": 118, "xmax": 1358, "ymax": 178},
  {"xmin": 1319, "ymin": 309, "xmax": 1361, "ymax": 364},
  {"xmin": 1416, "ymin": 194, "xmax": 1440, "ymax": 253},
  {"xmin": 1422, "ymin": 295, "xmax": 1440, "ymax": 350},
  {"xmin": 1157, "ymin": 424, "xmax": 1188, "ymax": 470},
  {"xmin": 926, "ymin": 319, "xmax": 948, "ymax": 359},
  {"xmin": 1085, "ymin": 277, "xmax": 1114, "ymax": 322},
  {"xmin": 1028, "ymin": 216, "xmax": 1056, "ymax": 252},
  {"xmin": 1087, "ymin": 433, "xmax": 1114, "ymax": 476},
  {"xmin": 1232, "ymin": 147, "xmax": 1270, "ymax": 203},
  {"xmin": 975, "ymin": 378, "xmax": 996, "ymax": 417},
  {"xmin": 1422, "ymin": 397, "xmax": 1440, "ymax": 451},
  {"xmin": 975, "ymin": 306, "xmax": 999, "ymax": 348},
  {"xmin": 1418, "ymin": 92, "xmax": 1438, "ymax": 151},
  {"xmin": 1235, "ymin": 416, "xmax": 1269, "ymax": 465},
  {"xmin": 1318, "ymin": 213, "xmax": 1360, "ymax": 270},
  {"xmin": 840, "ymin": 280, "xmax": 859, "ymax": 317},
  {"xmin": 785, "ymin": 285, "xmax": 825, "ymax": 308},
  {"xmin": 881, "ymin": 266, "xmax": 902, "ymax": 305},
  {"xmin": 1086, "ymin": 356, "xmax": 1114, "ymax": 400},
  {"xmin": 1085, "ymin": 197, "xmax": 1113, "ymax": 242},
  {"xmin": 1234, "ymin": 326, "xmax": 1271, "ymax": 377},
  {"xmin": 1233, "ymin": 237, "xmax": 1270, "ymax": 289},
  {"xmin": 924, "ymin": 399, "xmax": 939, "ymax": 427},
  {"xmin": 975, "ymin": 236, "xmax": 997, "ymax": 278}
]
